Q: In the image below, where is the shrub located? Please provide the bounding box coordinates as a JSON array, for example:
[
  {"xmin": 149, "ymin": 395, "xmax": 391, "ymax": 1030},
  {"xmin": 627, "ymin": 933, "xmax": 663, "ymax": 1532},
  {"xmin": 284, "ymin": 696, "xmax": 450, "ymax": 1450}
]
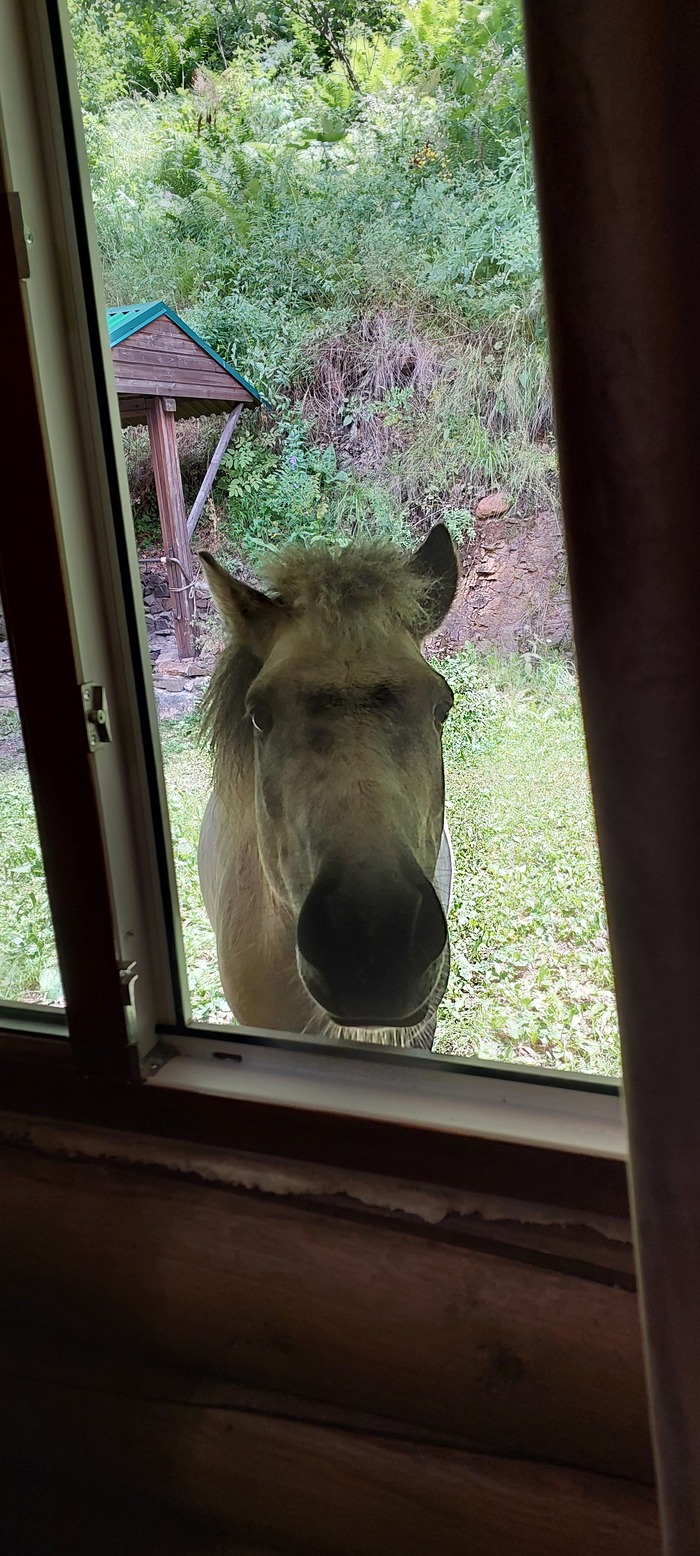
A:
[{"xmin": 222, "ymin": 412, "xmax": 408, "ymax": 558}]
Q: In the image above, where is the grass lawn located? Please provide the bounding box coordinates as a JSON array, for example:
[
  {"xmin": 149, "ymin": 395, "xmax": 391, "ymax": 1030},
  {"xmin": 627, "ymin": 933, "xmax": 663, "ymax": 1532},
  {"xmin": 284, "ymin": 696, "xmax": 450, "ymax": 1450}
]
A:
[
  {"xmin": 0, "ymin": 710, "xmax": 64, "ymax": 1005},
  {"xmin": 436, "ymin": 652, "xmax": 619, "ymax": 1074},
  {"xmin": 0, "ymin": 653, "xmax": 620, "ymax": 1076}
]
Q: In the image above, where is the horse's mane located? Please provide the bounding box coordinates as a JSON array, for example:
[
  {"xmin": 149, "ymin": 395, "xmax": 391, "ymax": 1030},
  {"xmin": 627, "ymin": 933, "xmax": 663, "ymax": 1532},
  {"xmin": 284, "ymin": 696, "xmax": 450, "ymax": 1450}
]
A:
[
  {"xmin": 202, "ymin": 640, "xmax": 269, "ymax": 808},
  {"xmin": 202, "ymin": 539, "xmax": 437, "ymax": 792},
  {"xmin": 262, "ymin": 538, "xmax": 436, "ymax": 644}
]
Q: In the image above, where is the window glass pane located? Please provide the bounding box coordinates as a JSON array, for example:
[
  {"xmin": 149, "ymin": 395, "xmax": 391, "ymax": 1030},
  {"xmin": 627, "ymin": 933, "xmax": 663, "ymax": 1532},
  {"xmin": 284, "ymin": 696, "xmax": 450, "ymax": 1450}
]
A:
[
  {"xmin": 157, "ymin": 711, "xmax": 231, "ymax": 1026},
  {"xmin": 68, "ymin": 1, "xmax": 619, "ymax": 1074},
  {"xmin": 0, "ymin": 596, "xmax": 63, "ymax": 1006}
]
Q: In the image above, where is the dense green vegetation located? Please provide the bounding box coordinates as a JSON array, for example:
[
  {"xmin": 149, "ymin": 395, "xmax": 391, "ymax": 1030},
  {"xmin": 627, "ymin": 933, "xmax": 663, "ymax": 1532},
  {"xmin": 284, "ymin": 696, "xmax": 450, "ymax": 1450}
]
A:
[{"xmin": 70, "ymin": 0, "xmax": 555, "ymax": 554}]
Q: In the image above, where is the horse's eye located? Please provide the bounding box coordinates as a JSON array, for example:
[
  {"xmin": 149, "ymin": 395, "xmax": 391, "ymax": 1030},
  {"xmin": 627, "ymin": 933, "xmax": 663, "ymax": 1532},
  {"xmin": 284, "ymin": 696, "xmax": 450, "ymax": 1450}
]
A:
[
  {"xmin": 250, "ymin": 704, "xmax": 273, "ymax": 737},
  {"xmin": 435, "ymin": 699, "xmax": 453, "ymax": 728}
]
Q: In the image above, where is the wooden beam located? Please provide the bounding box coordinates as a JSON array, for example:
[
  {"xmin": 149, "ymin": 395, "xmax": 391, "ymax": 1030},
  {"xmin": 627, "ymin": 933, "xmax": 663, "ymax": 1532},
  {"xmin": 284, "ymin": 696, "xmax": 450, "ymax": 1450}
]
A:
[
  {"xmin": 146, "ymin": 397, "xmax": 194, "ymax": 659},
  {"xmin": 187, "ymin": 404, "xmax": 243, "ymax": 539},
  {"xmin": 0, "ymin": 1341, "xmax": 660, "ymax": 1556},
  {"xmin": 0, "ymin": 1133, "xmax": 653, "ymax": 1482},
  {"xmin": 522, "ymin": 2, "xmax": 700, "ymax": 1550},
  {"xmin": 120, "ymin": 373, "xmax": 250, "ymax": 400}
]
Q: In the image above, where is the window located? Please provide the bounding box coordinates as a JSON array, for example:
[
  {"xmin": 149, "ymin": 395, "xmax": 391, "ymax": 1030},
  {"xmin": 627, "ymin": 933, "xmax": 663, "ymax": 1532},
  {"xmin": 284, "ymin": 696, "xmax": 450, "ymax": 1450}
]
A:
[
  {"xmin": 66, "ymin": 2, "xmax": 621, "ymax": 1080},
  {"xmin": 0, "ymin": 0, "xmax": 624, "ymax": 1176}
]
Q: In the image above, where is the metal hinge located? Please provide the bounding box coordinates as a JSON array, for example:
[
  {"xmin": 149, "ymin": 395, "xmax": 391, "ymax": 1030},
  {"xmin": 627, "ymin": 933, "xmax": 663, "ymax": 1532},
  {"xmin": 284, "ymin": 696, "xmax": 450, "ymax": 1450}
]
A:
[
  {"xmin": 143, "ymin": 1039, "xmax": 177, "ymax": 1077},
  {"xmin": 81, "ymin": 683, "xmax": 112, "ymax": 751},
  {"xmin": 117, "ymin": 959, "xmax": 138, "ymax": 1009},
  {"xmin": 6, "ymin": 192, "xmax": 30, "ymax": 279}
]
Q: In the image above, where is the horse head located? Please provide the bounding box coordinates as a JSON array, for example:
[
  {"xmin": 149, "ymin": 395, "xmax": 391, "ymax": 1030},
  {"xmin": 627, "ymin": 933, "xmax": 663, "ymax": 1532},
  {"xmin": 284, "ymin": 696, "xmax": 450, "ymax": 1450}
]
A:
[{"xmin": 200, "ymin": 525, "xmax": 458, "ymax": 1043}]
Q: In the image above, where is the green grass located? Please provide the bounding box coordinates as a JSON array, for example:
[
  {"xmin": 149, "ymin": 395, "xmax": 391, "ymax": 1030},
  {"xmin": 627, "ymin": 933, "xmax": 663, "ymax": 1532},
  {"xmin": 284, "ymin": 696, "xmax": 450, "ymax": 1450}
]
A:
[
  {"xmin": 0, "ymin": 654, "xmax": 620, "ymax": 1077},
  {"xmin": 436, "ymin": 651, "xmax": 619, "ymax": 1074},
  {"xmin": 158, "ymin": 714, "xmax": 232, "ymax": 1024},
  {"xmin": 0, "ymin": 759, "xmax": 63, "ymax": 1004}
]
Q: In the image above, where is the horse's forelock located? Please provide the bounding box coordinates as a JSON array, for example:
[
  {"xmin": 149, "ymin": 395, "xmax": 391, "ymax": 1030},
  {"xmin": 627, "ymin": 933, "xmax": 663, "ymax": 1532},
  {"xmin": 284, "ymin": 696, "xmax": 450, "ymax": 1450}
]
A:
[
  {"xmin": 262, "ymin": 540, "xmax": 436, "ymax": 644},
  {"xmin": 203, "ymin": 540, "xmax": 443, "ymax": 793}
]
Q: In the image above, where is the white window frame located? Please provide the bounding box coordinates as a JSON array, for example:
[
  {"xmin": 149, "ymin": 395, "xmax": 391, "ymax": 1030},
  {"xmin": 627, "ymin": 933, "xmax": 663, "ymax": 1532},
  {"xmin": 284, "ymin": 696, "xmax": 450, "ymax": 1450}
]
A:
[{"xmin": 0, "ymin": 0, "xmax": 625, "ymax": 1164}]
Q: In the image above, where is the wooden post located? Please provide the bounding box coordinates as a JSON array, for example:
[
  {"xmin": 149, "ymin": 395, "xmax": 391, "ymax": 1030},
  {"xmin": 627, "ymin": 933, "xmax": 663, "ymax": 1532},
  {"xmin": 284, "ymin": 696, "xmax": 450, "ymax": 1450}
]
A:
[
  {"xmin": 523, "ymin": 2, "xmax": 700, "ymax": 1550},
  {"xmin": 187, "ymin": 403, "xmax": 243, "ymax": 540},
  {"xmin": 146, "ymin": 397, "xmax": 194, "ymax": 659}
]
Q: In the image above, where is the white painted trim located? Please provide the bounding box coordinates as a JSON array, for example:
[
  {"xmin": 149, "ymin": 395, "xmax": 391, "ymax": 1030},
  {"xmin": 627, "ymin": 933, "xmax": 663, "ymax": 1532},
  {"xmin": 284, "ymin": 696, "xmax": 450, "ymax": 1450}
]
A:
[
  {"xmin": 0, "ymin": 0, "xmax": 188, "ymax": 1045},
  {"xmin": 150, "ymin": 1036, "xmax": 627, "ymax": 1159},
  {"xmin": 0, "ymin": 0, "xmax": 625, "ymax": 1162}
]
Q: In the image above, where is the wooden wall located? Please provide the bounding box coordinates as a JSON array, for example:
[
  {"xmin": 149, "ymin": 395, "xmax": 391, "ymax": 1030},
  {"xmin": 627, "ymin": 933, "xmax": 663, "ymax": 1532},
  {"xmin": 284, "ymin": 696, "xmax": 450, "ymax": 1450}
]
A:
[{"xmin": 0, "ymin": 1114, "xmax": 658, "ymax": 1555}]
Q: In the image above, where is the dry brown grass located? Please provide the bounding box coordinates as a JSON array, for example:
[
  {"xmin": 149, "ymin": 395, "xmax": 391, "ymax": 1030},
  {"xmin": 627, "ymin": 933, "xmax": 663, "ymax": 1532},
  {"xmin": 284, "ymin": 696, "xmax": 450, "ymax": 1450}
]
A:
[
  {"xmin": 298, "ymin": 308, "xmax": 555, "ymax": 520},
  {"xmin": 300, "ymin": 310, "xmax": 443, "ymax": 476}
]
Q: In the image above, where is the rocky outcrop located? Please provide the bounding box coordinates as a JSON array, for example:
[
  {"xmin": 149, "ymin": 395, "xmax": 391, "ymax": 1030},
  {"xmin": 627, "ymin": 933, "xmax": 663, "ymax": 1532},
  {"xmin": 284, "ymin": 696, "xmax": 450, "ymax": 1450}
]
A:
[{"xmin": 427, "ymin": 509, "xmax": 571, "ymax": 657}]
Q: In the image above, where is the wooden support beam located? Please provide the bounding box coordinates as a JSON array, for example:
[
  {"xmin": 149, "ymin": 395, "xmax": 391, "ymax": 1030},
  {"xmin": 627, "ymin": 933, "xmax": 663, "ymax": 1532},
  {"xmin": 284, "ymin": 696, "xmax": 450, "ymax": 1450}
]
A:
[
  {"xmin": 0, "ymin": 1133, "xmax": 660, "ymax": 1554},
  {"xmin": 522, "ymin": 2, "xmax": 700, "ymax": 1550},
  {"xmin": 187, "ymin": 403, "xmax": 243, "ymax": 540},
  {"xmin": 146, "ymin": 397, "xmax": 194, "ymax": 660}
]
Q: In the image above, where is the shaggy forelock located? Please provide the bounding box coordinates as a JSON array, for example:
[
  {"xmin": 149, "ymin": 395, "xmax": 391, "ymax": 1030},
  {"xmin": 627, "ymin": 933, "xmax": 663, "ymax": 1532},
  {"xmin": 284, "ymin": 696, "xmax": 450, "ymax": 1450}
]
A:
[
  {"xmin": 203, "ymin": 538, "xmax": 437, "ymax": 794},
  {"xmin": 262, "ymin": 539, "xmax": 436, "ymax": 644}
]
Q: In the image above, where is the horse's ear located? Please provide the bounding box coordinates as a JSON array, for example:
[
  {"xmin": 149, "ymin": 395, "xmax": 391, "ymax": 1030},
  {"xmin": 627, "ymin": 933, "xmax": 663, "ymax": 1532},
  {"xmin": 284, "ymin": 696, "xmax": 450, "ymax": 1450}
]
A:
[
  {"xmin": 408, "ymin": 524, "xmax": 459, "ymax": 635},
  {"xmin": 199, "ymin": 552, "xmax": 284, "ymax": 650}
]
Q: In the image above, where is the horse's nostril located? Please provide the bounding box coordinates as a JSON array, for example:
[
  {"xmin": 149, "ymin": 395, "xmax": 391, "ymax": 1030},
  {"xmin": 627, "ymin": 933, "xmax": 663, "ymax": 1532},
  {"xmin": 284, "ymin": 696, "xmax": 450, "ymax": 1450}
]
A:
[{"xmin": 296, "ymin": 873, "xmax": 338, "ymax": 978}]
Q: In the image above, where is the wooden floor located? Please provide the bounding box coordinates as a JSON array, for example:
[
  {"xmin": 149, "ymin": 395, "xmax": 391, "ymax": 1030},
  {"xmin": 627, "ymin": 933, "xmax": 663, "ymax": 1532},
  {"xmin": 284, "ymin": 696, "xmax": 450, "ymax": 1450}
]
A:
[{"xmin": 0, "ymin": 1115, "xmax": 658, "ymax": 1555}]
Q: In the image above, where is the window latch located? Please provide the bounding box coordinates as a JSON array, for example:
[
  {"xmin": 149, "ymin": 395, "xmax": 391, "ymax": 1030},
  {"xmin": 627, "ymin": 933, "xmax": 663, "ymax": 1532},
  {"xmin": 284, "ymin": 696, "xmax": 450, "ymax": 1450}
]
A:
[
  {"xmin": 143, "ymin": 1039, "xmax": 177, "ymax": 1076},
  {"xmin": 81, "ymin": 683, "xmax": 112, "ymax": 751},
  {"xmin": 118, "ymin": 959, "xmax": 138, "ymax": 1009},
  {"xmin": 5, "ymin": 192, "xmax": 30, "ymax": 280}
]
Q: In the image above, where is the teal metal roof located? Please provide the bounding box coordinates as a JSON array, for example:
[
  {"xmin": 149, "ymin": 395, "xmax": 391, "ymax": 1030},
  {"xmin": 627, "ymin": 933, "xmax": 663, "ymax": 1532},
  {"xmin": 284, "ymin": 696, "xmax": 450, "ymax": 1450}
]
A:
[{"xmin": 106, "ymin": 301, "xmax": 264, "ymax": 404}]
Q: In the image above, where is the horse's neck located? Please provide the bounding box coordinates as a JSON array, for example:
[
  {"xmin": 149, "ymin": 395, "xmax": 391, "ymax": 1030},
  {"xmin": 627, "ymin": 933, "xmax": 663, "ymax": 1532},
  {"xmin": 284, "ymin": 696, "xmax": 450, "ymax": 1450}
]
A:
[{"xmin": 200, "ymin": 777, "xmax": 269, "ymax": 929}]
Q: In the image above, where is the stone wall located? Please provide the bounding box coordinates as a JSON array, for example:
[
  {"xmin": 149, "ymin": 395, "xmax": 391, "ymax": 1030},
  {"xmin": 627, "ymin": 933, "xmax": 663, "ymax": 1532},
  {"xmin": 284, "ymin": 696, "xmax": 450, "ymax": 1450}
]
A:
[
  {"xmin": 140, "ymin": 558, "xmax": 215, "ymax": 645},
  {"xmin": 139, "ymin": 559, "xmax": 219, "ymax": 718}
]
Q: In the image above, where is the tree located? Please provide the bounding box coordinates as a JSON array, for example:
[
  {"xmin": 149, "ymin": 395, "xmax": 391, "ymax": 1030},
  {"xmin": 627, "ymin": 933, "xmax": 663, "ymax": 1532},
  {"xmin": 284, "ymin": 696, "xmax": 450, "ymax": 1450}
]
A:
[{"xmin": 285, "ymin": 0, "xmax": 401, "ymax": 90}]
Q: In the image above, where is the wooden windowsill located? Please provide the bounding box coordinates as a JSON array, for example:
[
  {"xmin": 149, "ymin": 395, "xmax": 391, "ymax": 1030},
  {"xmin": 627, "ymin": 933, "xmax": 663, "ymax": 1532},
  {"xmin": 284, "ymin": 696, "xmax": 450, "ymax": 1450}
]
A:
[{"xmin": 0, "ymin": 1027, "xmax": 630, "ymax": 1218}]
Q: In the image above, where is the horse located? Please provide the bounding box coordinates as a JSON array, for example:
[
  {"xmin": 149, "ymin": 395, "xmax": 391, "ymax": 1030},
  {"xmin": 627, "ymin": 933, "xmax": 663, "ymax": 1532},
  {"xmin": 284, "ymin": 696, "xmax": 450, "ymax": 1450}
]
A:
[{"xmin": 198, "ymin": 523, "xmax": 459, "ymax": 1049}]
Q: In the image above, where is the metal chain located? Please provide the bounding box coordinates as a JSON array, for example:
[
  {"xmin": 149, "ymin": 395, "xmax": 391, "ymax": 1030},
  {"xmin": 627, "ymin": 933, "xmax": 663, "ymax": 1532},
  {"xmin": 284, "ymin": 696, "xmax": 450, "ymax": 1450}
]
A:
[{"xmin": 161, "ymin": 553, "xmax": 201, "ymax": 654}]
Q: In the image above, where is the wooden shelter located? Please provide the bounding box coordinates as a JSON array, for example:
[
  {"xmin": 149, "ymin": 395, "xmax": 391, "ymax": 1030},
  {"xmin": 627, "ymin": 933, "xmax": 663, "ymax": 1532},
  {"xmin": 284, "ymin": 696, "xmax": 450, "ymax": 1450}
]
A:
[{"xmin": 108, "ymin": 303, "xmax": 264, "ymax": 658}]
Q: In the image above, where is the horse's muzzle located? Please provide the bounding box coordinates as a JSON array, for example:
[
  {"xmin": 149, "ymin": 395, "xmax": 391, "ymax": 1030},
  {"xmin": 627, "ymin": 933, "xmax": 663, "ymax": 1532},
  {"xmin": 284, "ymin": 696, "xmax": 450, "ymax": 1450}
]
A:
[{"xmin": 296, "ymin": 850, "xmax": 447, "ymax": 1028}]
